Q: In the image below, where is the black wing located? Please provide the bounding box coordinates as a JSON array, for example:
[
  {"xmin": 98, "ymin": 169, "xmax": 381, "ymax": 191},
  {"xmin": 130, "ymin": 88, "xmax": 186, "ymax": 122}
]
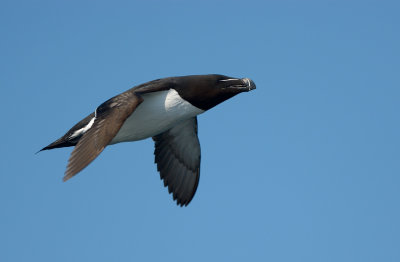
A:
[{"xmin": 153, "ymin": 117, "xmax": 201, "ymax": 206}]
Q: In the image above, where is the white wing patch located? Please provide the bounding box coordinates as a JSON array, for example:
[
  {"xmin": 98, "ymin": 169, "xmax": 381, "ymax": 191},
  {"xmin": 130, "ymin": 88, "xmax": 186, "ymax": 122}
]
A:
[{"xmin": 70, "ymin": 117, "xmax": 95, "ymax": 139}]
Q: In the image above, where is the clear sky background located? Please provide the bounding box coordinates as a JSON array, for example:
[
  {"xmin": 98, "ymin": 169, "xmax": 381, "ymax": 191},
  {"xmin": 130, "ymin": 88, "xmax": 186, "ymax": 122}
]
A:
[{"xmin": 1, "ymin": 0, "xmax": 399, "ymax": 261}]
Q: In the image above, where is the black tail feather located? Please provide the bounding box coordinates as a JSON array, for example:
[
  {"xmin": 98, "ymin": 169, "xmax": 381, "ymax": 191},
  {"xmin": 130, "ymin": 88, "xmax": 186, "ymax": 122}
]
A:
[
  {"xmin": 37, "ymin": 112, "xmax": 95, "ymax": 154},
  {"xmin": 37, "ymin": 138, "xmax": 76, "ymax": 154}
]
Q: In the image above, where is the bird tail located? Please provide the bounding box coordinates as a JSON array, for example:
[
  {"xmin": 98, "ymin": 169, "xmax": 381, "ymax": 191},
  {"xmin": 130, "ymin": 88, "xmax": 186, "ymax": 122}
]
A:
[
  {"xmin": 37, "ymin": 113, "xmax": 96, "ymax": 154},
  {"xmin": 37, "ymin": 137, "xmax": 76, "ymax": 153}
]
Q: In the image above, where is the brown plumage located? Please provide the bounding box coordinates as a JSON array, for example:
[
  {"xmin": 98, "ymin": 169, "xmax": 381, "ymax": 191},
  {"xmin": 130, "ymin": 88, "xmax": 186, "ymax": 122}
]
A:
[
  {"xmin": 64, "ymin": 92, "xmax": 143, "ymax": 181},
  {"xmin": 40, "ymin": 74, "xmax": 256, "ymax": 206}
]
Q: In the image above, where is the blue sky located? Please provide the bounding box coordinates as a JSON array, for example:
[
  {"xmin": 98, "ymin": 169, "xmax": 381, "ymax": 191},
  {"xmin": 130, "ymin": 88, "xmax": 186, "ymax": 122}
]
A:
[{"xmin": 1, "ymin": 0, "xmax": 399, "ymax": 261}]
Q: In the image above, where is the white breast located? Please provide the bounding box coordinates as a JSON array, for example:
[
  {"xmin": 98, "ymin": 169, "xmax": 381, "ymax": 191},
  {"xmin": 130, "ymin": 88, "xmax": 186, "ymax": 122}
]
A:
[{"xmin": 110, "ymin": 89, "xmax": 204, "ymax": 144}]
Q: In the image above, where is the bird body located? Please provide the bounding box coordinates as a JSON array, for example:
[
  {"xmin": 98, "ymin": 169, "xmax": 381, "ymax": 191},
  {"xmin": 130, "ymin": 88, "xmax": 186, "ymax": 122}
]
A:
[
  {"xmin": 111, "ymin": 89, "xmax": 204, "ymax": 144},
  {"xmin": 41, "ymin": 74, "xmax": 255, "ymax": 206}
]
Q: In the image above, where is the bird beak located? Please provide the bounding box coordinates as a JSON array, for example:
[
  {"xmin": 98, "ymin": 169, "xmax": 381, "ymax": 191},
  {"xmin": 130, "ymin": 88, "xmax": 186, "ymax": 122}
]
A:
[
  {"xmin": 242, "ymin": 78, "xmax": 256, "ymax": 91},
  {"xmin": 220, "ymin": 77, "xmax": 256, "ymax": 92}
]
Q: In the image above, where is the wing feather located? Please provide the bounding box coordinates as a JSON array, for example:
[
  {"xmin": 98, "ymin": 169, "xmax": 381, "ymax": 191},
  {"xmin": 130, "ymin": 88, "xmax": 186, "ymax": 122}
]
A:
[
  {"xmin": 153, "ymin": 117, "xmax": 201, "ymax": 206},
  {"xmin": 64, "ymin": 92, "xmax": 143, "ymax": 181}
]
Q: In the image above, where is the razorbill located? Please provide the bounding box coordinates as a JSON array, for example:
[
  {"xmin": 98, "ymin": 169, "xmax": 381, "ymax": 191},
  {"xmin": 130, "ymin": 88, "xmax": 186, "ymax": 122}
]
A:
[{"xmin": 40, "ymin": 74, "xmax": 256, "ymax": 206}]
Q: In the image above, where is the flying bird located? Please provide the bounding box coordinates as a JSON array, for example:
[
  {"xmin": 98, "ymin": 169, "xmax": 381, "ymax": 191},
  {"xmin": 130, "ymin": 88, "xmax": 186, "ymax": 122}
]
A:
[{"xmin": 40, "ymin": 74, "xmax": 256, "ymax": 206}]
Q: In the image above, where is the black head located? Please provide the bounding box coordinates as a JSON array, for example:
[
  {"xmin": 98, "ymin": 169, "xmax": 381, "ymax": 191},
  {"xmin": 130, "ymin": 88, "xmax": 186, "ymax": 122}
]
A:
[{"xmin": 173, "ymin": 74, "xmax": 256, "ymax": 111}]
